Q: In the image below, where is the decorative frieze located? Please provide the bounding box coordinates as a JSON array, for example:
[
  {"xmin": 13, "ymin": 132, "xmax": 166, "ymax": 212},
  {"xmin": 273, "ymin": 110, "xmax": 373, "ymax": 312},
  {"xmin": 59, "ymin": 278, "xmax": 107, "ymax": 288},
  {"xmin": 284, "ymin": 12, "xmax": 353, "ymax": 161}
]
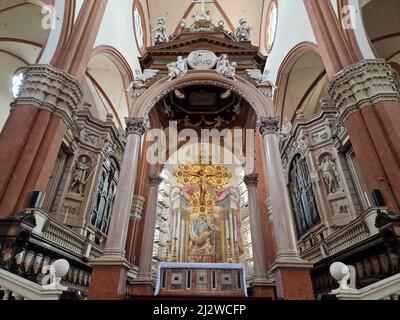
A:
[
  {"xmin": 328, "ymin": 59, "xmax": 400, "ymax": 123},
  {"xmin": 13, "ymin": 64, "xmax": 84, "ymax": 126}
]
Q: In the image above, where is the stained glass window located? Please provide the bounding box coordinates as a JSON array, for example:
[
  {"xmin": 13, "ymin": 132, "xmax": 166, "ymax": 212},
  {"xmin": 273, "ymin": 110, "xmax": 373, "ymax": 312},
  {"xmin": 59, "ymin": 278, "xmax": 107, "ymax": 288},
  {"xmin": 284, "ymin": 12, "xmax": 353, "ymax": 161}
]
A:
[
  {"xmin": 134, "ymin": 8, "xmax": 144, "ymax": 50},
  {"xmin": 266, "ymin": 1, "xmax": 278, "ymax": 50}
]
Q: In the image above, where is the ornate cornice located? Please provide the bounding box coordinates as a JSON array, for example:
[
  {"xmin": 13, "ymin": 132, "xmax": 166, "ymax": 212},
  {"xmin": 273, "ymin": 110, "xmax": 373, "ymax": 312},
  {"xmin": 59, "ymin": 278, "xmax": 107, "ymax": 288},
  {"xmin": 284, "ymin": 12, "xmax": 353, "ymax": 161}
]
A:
[
  {"xmin": 125, "ymin": 117, "xmax": 147, "ymax": 136},
  {"xmin": 257, "ymin": 117, "xmax": 279, "ymax": 136},
  {"xmin": 148, "ymin": 174, "xmax": 164, "ymax": 186},
  {"xmin": 244, "ymin": 174, "xmax": 259, "ymax": 187},
  {"xmin": 13, "ymin": 64, "xmax": 83, "ymax": 127},
  {"xmin": 328, "ymin": 59, "xmax": 400, "ymax": 123}
]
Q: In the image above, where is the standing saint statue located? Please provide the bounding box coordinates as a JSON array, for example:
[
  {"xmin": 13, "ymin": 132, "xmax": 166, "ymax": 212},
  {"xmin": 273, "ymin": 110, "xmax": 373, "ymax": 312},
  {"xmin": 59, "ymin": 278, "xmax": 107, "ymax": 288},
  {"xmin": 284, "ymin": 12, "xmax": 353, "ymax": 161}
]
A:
[
  {"xmin": 69, "ymin": 156, "xmax": 91, "ymax": 196},
  {"xmin": 234, "ymin": 19, "xmax": 251, "ymax": 41},
  {"xmin": 153, "ymin": 17, "xmax": 169, "ymax": 43},
  {"xmin": 321, "ymin": 155, "xmax": 340, "ymax": 194}
]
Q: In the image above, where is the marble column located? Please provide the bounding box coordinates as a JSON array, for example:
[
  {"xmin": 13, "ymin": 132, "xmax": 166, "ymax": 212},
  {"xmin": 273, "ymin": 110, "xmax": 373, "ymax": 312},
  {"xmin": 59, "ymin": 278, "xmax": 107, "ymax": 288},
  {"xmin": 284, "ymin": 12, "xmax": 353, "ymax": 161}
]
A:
[
  {"xmin": 259, "ymin": 117, "xmax": 314, "ymax": 300},
  {"xmin": 132, "ymin": 174, "xmax": 164, "ymax": 296},
  {"xmin": 0, "ymin": 1, "xmax": 108, "ymax": 219},
  {"xmin": 327, "ymin": 60, "xmax": 400, "ymax": 211},
  {"xmin": 244, "ymin": 174, "xmax": 275, "ymax": 298},
  {"xmin": 88, "ymin": 117, "xmax": 146, "ymax": 300},
  {"xmin": 126, "ymin": 195, "xmax": 146, "ymax": 263}
]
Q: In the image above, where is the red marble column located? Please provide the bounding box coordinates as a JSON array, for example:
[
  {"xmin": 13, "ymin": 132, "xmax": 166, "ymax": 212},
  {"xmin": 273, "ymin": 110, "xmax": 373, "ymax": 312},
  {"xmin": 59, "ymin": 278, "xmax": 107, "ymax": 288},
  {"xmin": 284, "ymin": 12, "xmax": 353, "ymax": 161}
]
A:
[
  {"xmin": 304, "ymin": 0, "xmax": 400, "ymax": 212},
  {"xmin": 0, "ymin": 0, "xmax": 108, "ymax": 219},
  {"xmin": 303, "ymin": 0, "xmax": 356, "ymax": 78}
]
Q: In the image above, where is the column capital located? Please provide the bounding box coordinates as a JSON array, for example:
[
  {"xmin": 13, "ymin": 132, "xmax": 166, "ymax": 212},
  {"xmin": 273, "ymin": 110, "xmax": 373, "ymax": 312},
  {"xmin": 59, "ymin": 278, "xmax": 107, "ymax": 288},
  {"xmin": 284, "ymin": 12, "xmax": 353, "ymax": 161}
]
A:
[
  {"xmin": 12, "ymin": 64, "xmax": 83, "ymax": 126},
  {"xmin": 244, "ymin": 174, "xmax": 259, "ymax": 187},
  {"xmin": 148, "ymin": 174, "xmax": 164, "ymax": 186},
  {"xmin": 257, "ymin": 117, "xmax": 280, "ymax": 136},
  {"xmin": 328, "ymin": 59, "xmax": 400, "ymax": 123},
  {"xmin": 125, "ymin": 117, "xmax": 147, "ymax": 136}
]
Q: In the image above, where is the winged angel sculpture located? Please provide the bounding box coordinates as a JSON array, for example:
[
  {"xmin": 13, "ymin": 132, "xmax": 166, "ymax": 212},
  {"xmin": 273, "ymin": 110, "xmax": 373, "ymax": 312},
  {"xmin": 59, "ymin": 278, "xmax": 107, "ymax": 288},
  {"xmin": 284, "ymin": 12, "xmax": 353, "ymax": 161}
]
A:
[
  {"xmin": 126, "ymin": 69, "xmax": 160, "ymax": 90},
  {"xmin": 246, "ymin": 69, "xmax": 277, "ymax": 88}
]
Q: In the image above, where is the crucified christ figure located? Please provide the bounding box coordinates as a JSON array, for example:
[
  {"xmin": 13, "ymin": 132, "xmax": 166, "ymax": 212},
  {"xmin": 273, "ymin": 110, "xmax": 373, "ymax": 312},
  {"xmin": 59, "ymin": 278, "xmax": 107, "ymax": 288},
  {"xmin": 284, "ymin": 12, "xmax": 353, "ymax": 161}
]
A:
[{"xmin": 187, "ymin": 169, "xmax": 219, "ymax": 205}]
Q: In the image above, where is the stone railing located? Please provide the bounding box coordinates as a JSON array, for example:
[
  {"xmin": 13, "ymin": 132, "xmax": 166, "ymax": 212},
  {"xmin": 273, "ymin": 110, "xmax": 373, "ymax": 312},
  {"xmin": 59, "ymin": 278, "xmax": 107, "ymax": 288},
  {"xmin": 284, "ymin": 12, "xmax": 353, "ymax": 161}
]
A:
[
  {"xmin": 31, "ymin": 209, "xmax": 103, "ymax": 259},
  {"xmin": 325, "ymin": 222, "xmax": 369, "ymax": 256},
  {"xmin": 300, "ymin": 207, "xmax": 382, "ymax": 262},
  {"xmin": 0, "ymin": 265, "xmax": 67, "ymax": 300},
  {"xmin": 330, "ymin": 262, "xmax": 400, "ymax": 300},
  {"xmin": 42, "ymin": 221, "xmax": 86, "ymax": 255}
]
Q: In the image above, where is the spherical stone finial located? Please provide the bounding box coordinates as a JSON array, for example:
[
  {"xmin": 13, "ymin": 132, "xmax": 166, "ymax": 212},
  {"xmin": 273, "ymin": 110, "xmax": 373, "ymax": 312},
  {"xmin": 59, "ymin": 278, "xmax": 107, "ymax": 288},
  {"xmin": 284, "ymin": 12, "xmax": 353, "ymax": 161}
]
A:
[
  {"xmin": 52, "ymin": 259, "xmax": 70, "ymax": 278},
  {"xmin": 330, "ymin": 262, "xmax": 351, "ymax": 290}
]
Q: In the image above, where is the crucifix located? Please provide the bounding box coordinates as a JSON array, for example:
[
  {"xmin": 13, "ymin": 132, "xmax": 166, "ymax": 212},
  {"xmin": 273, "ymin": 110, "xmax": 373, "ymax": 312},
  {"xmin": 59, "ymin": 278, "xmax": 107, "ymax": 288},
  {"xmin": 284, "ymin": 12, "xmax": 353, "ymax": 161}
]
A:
[{"xmin": 174, "ymin": 160, "xmax": 231, "ymax": 217}]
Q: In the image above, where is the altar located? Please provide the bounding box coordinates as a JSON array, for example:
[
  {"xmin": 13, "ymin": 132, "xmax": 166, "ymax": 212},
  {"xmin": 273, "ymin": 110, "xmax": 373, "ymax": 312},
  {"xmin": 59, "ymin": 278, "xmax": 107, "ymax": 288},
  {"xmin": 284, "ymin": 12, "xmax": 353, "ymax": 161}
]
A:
[{"xmin": 155, "ymin": 262, "xmax": 248, "ymax": 297}]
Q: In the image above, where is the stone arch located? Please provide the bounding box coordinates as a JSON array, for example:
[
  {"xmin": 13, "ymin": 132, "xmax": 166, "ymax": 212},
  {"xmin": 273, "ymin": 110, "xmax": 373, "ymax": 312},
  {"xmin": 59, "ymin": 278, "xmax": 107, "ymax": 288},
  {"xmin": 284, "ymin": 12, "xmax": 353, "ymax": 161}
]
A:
[
  {"xmin": 130, "ymin": 70, "xmax": 274, "ymax": 123},
  {"xmin": 84, "ymin": 46, "xmax": 134, "ymax": 126},
  {"xmin": 274, "ymin": 42, "xmax": 328, "ymax": 123}
]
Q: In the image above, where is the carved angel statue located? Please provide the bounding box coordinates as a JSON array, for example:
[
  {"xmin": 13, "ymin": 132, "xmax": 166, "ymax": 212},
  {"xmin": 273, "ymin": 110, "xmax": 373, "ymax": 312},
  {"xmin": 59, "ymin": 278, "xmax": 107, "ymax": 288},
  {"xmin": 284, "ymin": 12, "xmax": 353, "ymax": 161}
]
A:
[
  {"xmin": 127, "ymin": 69, "xmax": 160, "ymax": 90},
  {"xmin": 216, "ymin": 54, "xmax": 237, "ymax": 81},
  {"xmin": 246, "ymin": 69, "xmax": 277, "ymax": 88},
  {"xmin": 167, "ymin": 56, "xmax": 188, "ymax": 81},
  {"xmin": 153, "ymin": 17, "xmax": 169, "ymax": 43},
  {"xmin": 234, "ymin": 18, "xmax": 251, "ymax": 42}
]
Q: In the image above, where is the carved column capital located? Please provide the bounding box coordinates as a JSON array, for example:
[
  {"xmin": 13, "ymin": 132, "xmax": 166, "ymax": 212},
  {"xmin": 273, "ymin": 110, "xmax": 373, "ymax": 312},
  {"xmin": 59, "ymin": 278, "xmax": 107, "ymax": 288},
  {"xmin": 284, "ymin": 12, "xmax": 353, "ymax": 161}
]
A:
[
  {"xmin": 244, "ymin": 174, "xmax": 259, "ymax": 188},
  {"xmin": 148, "ymin": 174, "xmax": 164, "ymax": 186},
  {"xmin": 328, "ymin": 59, "xmax": 400, "ymax": 123},
  {"xmin": 13, "ymin": 64, "xmax": 84, "ymax": 126},
  {"xmin": 125, "ymin": 117, "xmax": 147, "ymax": 136},
  {"xmin": 257, "ymin": 117, "xmax": 280, "ymax": 136}
]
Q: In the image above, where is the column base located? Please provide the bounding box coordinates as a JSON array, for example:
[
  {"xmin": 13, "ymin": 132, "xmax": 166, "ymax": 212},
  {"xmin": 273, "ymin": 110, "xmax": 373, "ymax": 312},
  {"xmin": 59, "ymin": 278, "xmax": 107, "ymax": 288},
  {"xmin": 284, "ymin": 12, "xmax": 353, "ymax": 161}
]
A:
[
  {"xmin": 129, "ymin": 278, "xmax": 154, "ymax": 296},
  {"xmin": 87, "ymin": 258, "xmax": 132, "ymax": 300},
  {"xmin": 271, "ymin": 260, "xmax": 314, "ymax": 300},
  {"xmin": 250, "ymin": 278, "xmax": 276, "ymax": 299}
]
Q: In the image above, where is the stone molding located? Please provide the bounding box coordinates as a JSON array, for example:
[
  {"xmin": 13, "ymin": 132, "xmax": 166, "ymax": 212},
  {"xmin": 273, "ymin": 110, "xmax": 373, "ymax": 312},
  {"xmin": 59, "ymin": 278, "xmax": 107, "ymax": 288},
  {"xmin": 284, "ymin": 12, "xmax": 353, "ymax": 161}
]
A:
[
  {"xmin": 13, "ymin": 64, "xmax": 83, "ymax": 127},
  {"xmin": 125, "ymin": 117, "xmax": 147, "ymax": 136},
  {"xmin": 130, "ymin": 195, "xmax": 146, "ymax": 221},
  {"xmin": 244, "ymin": 174, "xmax": 259, "ymax": 188},
  {"xmin": 258, "ymin": 116, "xmax": 279, "ymax": 136},
  {"xmin": 328, "ymin": 59, "xmax": 400, "ymax": 123}
]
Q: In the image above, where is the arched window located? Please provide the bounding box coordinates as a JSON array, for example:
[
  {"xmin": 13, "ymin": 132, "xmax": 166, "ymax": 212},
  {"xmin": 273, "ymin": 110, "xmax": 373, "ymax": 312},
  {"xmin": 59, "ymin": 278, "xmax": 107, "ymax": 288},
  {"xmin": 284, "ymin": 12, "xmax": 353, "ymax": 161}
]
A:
[
  {"xmin": 289, "ymin": 154, "xmax": 320, "ymax": 238},
  {"xmin": 90, "ymin": 157, "xmax": 120, "ymax": 235},
  {"xmin": 266, "ymin": 1, "xmax": 278, "ymax": 51},
  {"xmin": 133, "ymin": 2, "xmax": 147, "ymax": 54},
  {"xmin": 12, "ymin": 71, "xmax": 24, "ymax": 99}
]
